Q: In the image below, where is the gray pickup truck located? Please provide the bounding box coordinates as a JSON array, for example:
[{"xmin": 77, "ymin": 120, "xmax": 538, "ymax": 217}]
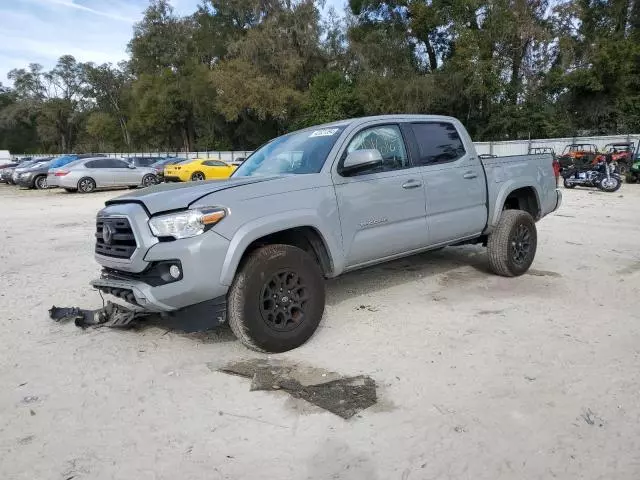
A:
[{"xmin": 91, "ymin": 115, "xmax": 562, "ymax": 352}]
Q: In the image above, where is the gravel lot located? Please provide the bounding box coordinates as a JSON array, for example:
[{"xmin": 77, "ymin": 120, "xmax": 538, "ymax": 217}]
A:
[{"xmin": 1, "ymin": 184, "xmax": 639, "ymax": 480}]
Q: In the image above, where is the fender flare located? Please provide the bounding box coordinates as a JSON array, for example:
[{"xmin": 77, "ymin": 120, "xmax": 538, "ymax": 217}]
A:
[
  {"xmin": 489, "ymin": 179, "xmax": 542, "ymax": 228},
  {"xmin": 219, "ymin": 210, "xmax": 344, "ymax": 286}
]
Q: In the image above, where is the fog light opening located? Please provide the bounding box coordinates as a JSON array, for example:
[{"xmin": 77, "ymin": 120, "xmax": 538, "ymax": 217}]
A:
[{"xmin": 169, "ymin": 264, "xmax": 181, "ymax": 279}]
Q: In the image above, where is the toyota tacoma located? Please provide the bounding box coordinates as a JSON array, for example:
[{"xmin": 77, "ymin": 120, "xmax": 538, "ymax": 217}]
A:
[{"xmin": 91, "ymin": 115, "xmax": 562, "ymax": 352}]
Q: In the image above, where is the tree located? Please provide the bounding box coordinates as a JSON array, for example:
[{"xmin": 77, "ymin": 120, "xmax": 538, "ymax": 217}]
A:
[{"xmin": 82, "ymin": 62, "xmax": 132, "ymax": 148}]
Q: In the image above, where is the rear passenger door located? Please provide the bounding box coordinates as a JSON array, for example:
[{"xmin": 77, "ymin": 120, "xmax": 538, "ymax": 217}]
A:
[
  {"xmin": 332, "ymin": 123, "xmax": 428, "ymax": 268},
  {"xmin": 405, "ymin": 121, "xmax": 488, "ymax": 245}
]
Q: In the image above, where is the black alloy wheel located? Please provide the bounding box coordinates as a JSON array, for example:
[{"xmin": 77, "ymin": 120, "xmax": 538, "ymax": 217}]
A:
[
  {"xmin": 259, "ymin": 270, "xmax": 309, "ymax": 333},
  {"xmin": 511, "ymin": 223, "xmax": 532, "ymax": 266}
]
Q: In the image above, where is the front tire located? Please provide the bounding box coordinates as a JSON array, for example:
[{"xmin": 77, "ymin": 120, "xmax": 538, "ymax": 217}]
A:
[
  {"xmin": 77, "ymin": 177, "xmax": 96, "ymax": 193},
  {"xmin": 563, "ymin": 178, "xmax": 576, "ymax": 189},
  {"xmin": 598, "ymin": 176, "xmax": 621, "ymax": 192},
  {"xmin": 191, "ymin": 171, "xmax": 205, "ymax": 181},
  {"xmin": 142, "ymin": 174, "xmax": 158, "ymax": 187},
  {"xmin": 228, "ymin": 244, "xmax": 325, "ymax": 353},
  {"xmin": 487, "ymin": 210, "xmax": 537, "ymax": 277}
]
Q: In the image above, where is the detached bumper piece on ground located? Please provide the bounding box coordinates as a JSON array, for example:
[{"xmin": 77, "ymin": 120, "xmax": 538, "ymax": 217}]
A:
[{"xmin": 49, "ymin": 302, "xmax": 148, "ymax": 328}]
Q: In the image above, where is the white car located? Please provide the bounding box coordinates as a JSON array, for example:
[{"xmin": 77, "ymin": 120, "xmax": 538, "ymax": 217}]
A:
[{"xmin": 48, "ymin": 157, "xmax": 159, "ymax": 193}]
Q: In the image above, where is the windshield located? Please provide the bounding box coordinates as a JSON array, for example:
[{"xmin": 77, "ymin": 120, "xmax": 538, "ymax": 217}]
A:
[{"xmin": 233, "ymin": 126, "xmax": 346, "ymax": 177}]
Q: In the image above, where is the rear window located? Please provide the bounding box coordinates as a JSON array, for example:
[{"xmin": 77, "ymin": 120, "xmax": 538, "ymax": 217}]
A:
[
  {"xmin": 202, "ymin": 160, "xmax": 227, "ymax": 167},
  {"xmin": 50, "ymin": 155, "xmax": 78, "ymax": 169}
]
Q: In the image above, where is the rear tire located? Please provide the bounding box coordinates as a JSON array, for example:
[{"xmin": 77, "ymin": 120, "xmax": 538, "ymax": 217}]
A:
[
  {"xmin": 77, "ymin": 177, "xmax": 96, "ymax": 193},
  {"xmin": 487, "ymin": 210, "xmax": 537, "ymax": 277},
  {"xmin": 228, "ymin": 244, "xmax": 325, "ymax": 353},
  {"xmin": 563, "ymin": 178, "xmax": 576, "ymax": 189},
  {"xmin": 191, "ymin": 171, "xmax": 205, "ymax": 181}
]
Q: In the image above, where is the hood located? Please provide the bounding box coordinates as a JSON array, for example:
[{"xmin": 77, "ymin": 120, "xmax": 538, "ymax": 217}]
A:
[{"xmin": 105, "ymin": 176, "xmax": 280, "ymax": 215}]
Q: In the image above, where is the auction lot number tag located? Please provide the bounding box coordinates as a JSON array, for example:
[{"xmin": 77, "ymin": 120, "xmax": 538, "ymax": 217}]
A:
[{"xmin": 309, "ymin": 128, "xmax": 339, "ymax": 137}]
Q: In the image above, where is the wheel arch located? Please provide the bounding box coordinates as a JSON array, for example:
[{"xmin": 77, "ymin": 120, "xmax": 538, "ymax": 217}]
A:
[
  {"xmin": 219, "ymin": 212, "xmax": 343, "ymax": 286},
  {"xmin": 489, "ymin": 183, "xmax": 541, "ymax": 228}
]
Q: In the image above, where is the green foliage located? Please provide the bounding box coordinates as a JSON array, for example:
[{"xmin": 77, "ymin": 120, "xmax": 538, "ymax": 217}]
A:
[{"xmin": 1, "ymin": 0, "xmax": 639, "ymax": 153}]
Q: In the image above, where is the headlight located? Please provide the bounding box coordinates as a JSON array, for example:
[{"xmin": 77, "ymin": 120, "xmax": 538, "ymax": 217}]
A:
[{"xmin": 148, "ymin": 207, "xmax": 227, "ymax": 239}]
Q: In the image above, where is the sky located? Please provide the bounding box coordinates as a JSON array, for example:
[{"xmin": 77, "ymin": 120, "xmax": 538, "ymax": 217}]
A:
[{"xmin": 0, "ymin": 0, "xmax": 345, "ymax": 86}]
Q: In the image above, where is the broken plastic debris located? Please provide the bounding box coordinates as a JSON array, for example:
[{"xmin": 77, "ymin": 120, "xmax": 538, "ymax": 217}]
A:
[{"xmin": 48, "ymin": 302, "xmax": 147, "ymax": 329}]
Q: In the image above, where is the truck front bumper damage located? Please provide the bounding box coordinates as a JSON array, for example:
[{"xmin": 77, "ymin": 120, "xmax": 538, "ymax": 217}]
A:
[{"xmin": 91, "ymin": 203, "xmax": 230, "ymax": 329}]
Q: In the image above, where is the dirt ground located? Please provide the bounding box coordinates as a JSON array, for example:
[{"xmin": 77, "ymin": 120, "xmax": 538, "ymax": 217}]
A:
[{"xmin": 1, "ymin": 183, "xmax": 639, "ymax": 480}]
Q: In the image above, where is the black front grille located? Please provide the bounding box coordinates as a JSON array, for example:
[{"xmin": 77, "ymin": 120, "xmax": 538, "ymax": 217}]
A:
[{"xmin": 95, "ymin": 217, "xmax": 137, "ymax": 258}]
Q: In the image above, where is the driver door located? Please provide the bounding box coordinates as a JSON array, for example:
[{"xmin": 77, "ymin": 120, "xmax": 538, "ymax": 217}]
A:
[{"xmin": 331, "ymin": 124, "xmax": 428, "ymax": 268}]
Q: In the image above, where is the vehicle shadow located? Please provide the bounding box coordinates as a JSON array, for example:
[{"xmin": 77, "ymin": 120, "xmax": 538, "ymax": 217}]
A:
[
  {"xmin": 325, "ymin": 245, "xmax": 489, "ymax": 306},
  {"xmin": 125, "ymin": 245, "xmax": 490, "ymax": 340}
]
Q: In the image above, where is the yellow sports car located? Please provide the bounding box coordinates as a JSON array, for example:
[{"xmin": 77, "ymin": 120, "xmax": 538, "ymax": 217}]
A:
[{"xmin": 163, "ymin": 159, "xmax": 237, "ymax": 182}]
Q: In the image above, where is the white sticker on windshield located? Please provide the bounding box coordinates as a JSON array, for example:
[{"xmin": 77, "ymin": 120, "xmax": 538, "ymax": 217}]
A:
[{"xmin": 309, "ymin": 128, "xmax": 339, "ymax": 138}]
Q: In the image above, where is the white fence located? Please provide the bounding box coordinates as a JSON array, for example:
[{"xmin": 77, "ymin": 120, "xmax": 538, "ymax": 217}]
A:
[
  {"xmin": 13, "ymin": 133, "xmax": 640, "ymax": 160},
  {"xmin": 474, "ymin": 134, "xmax": 640, "ymax": 157},
  {"xmin": 101, "ymin": 151, "xmax": 254, "ymax": 162}
]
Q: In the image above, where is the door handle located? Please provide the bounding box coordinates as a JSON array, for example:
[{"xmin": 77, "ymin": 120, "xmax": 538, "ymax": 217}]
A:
[
  {"xmin": 402, "ymin": 179, "xmax": 423, "ymax": 189},
  {"xmin": 463, "ymin": 171, "xmax": 478, "ymax": 179}
]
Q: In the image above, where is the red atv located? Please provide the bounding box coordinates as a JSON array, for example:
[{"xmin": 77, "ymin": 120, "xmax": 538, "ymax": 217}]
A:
[
  {"xmin": 594, "ymin": 142, "xmax": 636, "ymax": 175},
  {"xmin": 557, "ymin": 144, "xmax": 599, "ymax": 171}
]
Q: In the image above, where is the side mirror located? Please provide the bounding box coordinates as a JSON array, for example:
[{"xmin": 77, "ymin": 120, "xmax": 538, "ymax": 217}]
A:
[
  {"xmin": 128, "ymin": 164, "xmax": 136, "ymax": 169},
  {"xmin": 342, "ymin": 149, "xmax": 383, "ymax": 175}
]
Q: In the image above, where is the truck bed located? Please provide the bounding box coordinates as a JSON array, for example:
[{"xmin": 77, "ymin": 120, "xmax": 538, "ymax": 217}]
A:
[{"xmin": 480, "ymin": 153, "xmax": 558, "ymax": 230}]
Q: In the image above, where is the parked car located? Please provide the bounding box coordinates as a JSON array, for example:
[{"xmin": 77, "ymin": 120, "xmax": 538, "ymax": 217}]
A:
[
  {"xmin": 11, "ymin": 158, "xmax": 53, "ymax": 184},
  {"xmin": 0, "ymin": 162, "xmax": 20, "ymax": 183},
  {"xmin": 163, "ymin": 158, "xmax": 237, "ymax": 182},
  {"xmin": 125, "ymin": 156, "xmax": 169, "ymax": 168},
  {"xmin": 47, "ymin": 157, "xmax": 159, "ymax": 193},
  {"xmin": 16, "ymin": 158, "xmax": 55, "ymax": 189},
  {"xmin": 148, "ymin": 157, "xmax": 181, "ymax": 181},
  {"xmin": 91, "ymin": 114, "xmax": 562, "ymax": 353}
]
